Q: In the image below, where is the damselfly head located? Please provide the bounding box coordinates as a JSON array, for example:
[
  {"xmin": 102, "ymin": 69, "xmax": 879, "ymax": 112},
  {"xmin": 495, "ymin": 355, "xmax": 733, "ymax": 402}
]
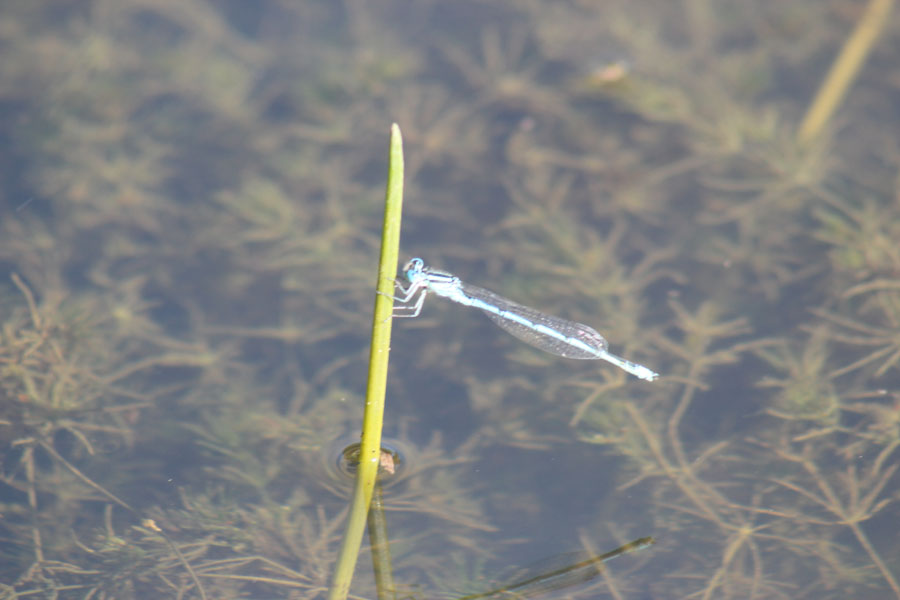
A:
[{"xmin": 403, "ymin": 257, "xmax": 425, "ymax": 279}]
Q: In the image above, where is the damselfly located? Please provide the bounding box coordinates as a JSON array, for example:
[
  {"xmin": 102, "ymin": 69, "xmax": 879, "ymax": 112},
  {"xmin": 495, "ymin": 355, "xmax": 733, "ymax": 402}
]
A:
[{"xmin": 393, "ymin": 258, "xmax": 658, "ymax": 381}]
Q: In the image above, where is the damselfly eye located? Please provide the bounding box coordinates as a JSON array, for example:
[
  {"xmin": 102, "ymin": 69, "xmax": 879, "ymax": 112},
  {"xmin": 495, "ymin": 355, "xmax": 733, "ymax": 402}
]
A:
[{"xmin": 403, "ymin": 257, "xmax": 424, "ymax": 274}]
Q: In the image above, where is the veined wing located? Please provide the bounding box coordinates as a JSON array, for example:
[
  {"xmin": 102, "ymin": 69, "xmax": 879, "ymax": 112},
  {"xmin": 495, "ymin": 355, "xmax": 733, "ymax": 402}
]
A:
[{"xmin": 461, "ymin": 283, "xmax": 609, "ymax": 359}]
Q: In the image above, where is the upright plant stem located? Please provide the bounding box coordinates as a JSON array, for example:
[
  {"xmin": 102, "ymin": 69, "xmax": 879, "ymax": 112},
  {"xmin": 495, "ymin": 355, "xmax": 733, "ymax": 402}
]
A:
[{"xmin": 328, "ymin": 124, "xmax": 405, "ymax": 600}]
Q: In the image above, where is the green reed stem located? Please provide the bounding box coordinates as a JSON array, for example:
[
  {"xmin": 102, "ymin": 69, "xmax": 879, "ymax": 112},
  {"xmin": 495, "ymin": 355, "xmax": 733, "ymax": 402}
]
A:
[{"xmin": 328, "ymin": 123, "xmax": 405, "ymax": 600}]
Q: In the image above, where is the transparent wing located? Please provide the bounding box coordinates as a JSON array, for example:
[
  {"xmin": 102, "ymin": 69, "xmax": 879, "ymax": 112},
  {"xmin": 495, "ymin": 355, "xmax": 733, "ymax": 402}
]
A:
[{"xmin": 461, "ymin": 283, "xmax": 608, "ymax": 359}]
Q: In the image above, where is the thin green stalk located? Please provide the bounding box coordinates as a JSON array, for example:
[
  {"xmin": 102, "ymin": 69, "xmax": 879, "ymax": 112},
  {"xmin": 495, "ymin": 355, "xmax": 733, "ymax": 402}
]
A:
[{"xmin": 328, "ymin": 123, "xmax": 405, "ymax": 600}]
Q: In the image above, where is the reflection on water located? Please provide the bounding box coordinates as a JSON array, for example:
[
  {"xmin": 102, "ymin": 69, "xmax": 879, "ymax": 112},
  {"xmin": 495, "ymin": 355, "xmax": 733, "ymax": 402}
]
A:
[{"xmin": 0, "ymin": 1, "xmax": 898, "ymax": 599}]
